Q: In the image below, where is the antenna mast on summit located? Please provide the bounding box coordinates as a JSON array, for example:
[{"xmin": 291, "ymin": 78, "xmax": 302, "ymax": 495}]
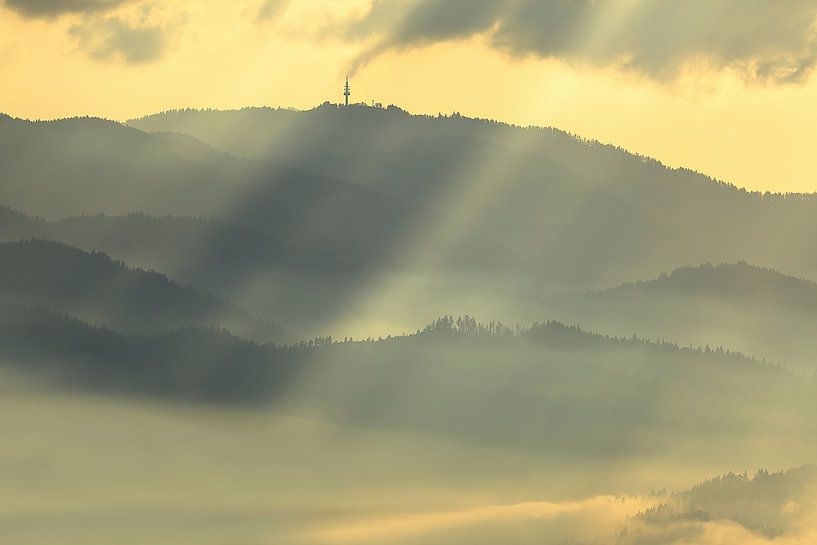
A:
[{"xmin": 343, "ymin": 76, "xmax": 351, "ymax": 106}]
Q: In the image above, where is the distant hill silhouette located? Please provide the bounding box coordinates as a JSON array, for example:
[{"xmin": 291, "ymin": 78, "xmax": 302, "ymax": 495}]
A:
[
  {"xmin": 0, "ymin": 205, "xmax": 353, "ymax": 274},
  {"xmin": 0, "ymin": 240, "xmax": 286, "ymax": 342},
  {"xmin": 0, "ymin": 206, "xmax": 396, "ymax": 332},
  {"xmin": 547, "ymin": 262, "xmax": 817, "ymax": 372},
  {"xmin": 0, "ymin": 204, "xmax": 48, "ymax": 239},
  {"xmin": 0, "ymin": 114, "xmax": 419, "ymax": 268},
  {"xmin": 7, "ymin": 107, "xmax": 817, "ymax": 293},
  {"xmin": 0, "ymin": 205, "xmax": 528, "ymax": 334},
  {"xmin": 129, "ymin": 104, "xmax": 817, "ymax": 288},
  {"xmin": 0, "ymin": 305, "xmax": 291, "ymax": 403},
  {"xmin": 602, "ymin": 261, "xmax": 817, "ymax": 307},
  {"xmin": 11, "ymin": 106, "xmax": 817, "ymax": 342},
  {"xmin": 6, "ymin": 308, "xmax": 805, "ymax": 461}
]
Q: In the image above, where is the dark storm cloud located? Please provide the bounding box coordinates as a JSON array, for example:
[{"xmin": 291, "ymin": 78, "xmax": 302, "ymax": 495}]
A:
[
  {"xmin": 350, "ymin": 0, "xmax": 817, "ymax": 83},
  {"xmin": 2, "ymin": 0, "xmax": 129, "ymax": 17},
  {"xmin": 70, "ymin": 15, "xmax": 166, "ymax": 64}
]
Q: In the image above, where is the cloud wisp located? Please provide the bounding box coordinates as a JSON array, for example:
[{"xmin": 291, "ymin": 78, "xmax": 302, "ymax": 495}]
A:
[
  {"xmin": 69, "ymin": 13, "xmax": 167, "ymax": 64},
  {"xmin": 2, "ymin": 0, "xmax": 130, "ymax": 18},
  {"xmin": 256, "ymin": 0, "xmax": 289, "ymax": 22},
  {"xmin": 348, "ymin": 0, "xmax": 817, "ymax": 84}
]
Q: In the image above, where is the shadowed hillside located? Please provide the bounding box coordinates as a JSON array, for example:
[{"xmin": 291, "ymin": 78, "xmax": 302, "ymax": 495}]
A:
[
  {"xmin": 130, "ymin": 104, "xmax": 817, "ymax": 288},
  {"xmin": 0, "ymin": 305, "xmax": 291, "ymax": 403},
  {"xmin": 286, "ymin": 317, "xmax": 812, "ymax": 459},
  {"xmin": 0, "ymin": 114, "xmax": 420, "ymax": 268},
  {"xmin": 0, "ymin": 205, "xmax": 354, "ymax": 278},
  {"xmin": 3, "ymin": 310, "xmax": 814, "ymax": 464},
  {"xmin": 11, "ymin": 108, "xmax": 817, "ymax": 336},
  {"xmin": 0, "ymin": 240, "xmax": 285, "ymax": 342},
  {"xmin": 0, "ymin": 206, "xmax": 399, "ymax": 332},
  {"xmin": 0, "ymin": 204, "xmax": 531, "ymax": 335},
  {"xmin": 547, "ymin": 262, "xmax": 817, "ymax": 372}
]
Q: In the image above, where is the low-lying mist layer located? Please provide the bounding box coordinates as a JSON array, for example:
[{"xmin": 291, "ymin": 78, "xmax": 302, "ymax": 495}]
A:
[{"xmin": 2, "ymin": 378, "xmax": 814, "ymax": 545}]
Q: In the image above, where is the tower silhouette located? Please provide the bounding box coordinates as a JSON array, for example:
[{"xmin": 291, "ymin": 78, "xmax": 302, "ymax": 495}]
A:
[{"xmin": 343, "ymin": 77, "xmax": 351, "ymax": 106}]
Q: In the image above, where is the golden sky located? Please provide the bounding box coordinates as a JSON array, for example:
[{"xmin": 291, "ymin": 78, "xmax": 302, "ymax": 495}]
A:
[{"xmin": 2, "ymin": 0, "xmax": 817, "ymax": 193}]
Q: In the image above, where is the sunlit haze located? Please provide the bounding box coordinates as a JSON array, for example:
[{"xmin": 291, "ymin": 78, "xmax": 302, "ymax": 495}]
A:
[{"xmin": 3, "ymin": 2, "xmax": 817, "ymax": 545}]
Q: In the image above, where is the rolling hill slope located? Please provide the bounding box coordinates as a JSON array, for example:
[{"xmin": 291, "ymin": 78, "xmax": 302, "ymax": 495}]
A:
[
  {"xmin": 0, "ymin": 205, "xmax": 354, "ymax": 277},
  {"xmin": 0, "ymin": 114, "xmax": 419, "ymax": 267},
  {"xmin": 618, "ymin": 466, "xmax": 817, "ymax": 545},
  {"xmin": 0, "ymin": 305, "xmax": 288, "ymax": 403},
  {"xmin": 546, "ymin": 262, "xmax": 817, "ymax": 372},
  {"xmin": 10, "ymin": 107, "xmax": 817, "ymax": 338},
  {"xmin": 0, "ymin": 240, "xmax": 285, "ymax": 342},
  {"xmin": 3, "ymin": 309, "xmax": 814, "ymax": 464},
  {"xmin": 130, "ymin": 104, "xmax": 817, "ymax": 288}
]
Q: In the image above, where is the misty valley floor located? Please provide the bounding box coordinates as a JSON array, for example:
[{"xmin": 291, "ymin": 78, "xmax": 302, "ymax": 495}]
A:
[{"xmin": 5, "ymin": 373, "xmax": 815, "ymax": 545}]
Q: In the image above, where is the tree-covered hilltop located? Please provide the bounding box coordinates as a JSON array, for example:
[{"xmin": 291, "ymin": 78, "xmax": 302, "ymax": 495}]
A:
[
  {"xmin": 129, "ymin": 104, "xmax": 817, "ymax": 288},
  {"xmin": 620, "ymin": 466, "xmax": 817, "ymax": 544},
  {"xmin": 547, "ymin": 261, "xmax": 817, "ymax": 373},
  {"xmin": 600, "ymin": 261, "xmax": 817, "ymax": 307}
]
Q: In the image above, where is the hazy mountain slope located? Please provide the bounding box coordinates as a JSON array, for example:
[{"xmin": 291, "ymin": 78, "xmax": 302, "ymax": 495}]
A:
[
  {"xmin": 0, "ymin": 115, "xmax": 225, "ymax": 215},
  {"xmin": 0, "ymin": 115, "xmax": 421, "ymax": 267},
  {"xmin": 4, "ymin": 310, "xmax": 814, "ymax": 464},
  {"xmin": 0, "ymin": 204, "xmax": 48, "ymax": 239},
  {"xmin": 0, "ymin": 305, "xmax": 292, "ymax": 403},
  {"xmin": 0, "ymin": 207, "xmax": 409, "ymax": 333},
  {"xmin": 618, "ymin": 466, "xmax": 817, "ymax": 545},
  {"xmin": 0, "ymin": 240, "xmax": 285, "ymax": 342},
  {"xmin": 11, "ymin": 108, "xmax": 817, "ymax": 336},
  {"xmin": 0, "ymin": 206, "xmax": 354, "ymax": 274},
  {"xmin": 598, "ymin": 261, "xmax": 817, "ymax": 313},
  {"xmin": 286, "ymin": 319, "xmax": 813, "ymax": 459},
  {"xmin": 130, "ymin": 104, "xmax": 817, "ymax": 287},
  {"xmin": 547, "ymin": 262, "xmax": 817, "ymax": 372}
]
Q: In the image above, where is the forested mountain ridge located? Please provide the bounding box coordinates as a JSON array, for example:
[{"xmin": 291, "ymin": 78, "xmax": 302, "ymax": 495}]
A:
[
  {"xmin": 0, "ymin": 114, "xmax": 421, "ymax": 268},
  {"xmin": 8, "ymin": 106, "xmax": 817, "ymax": 342},
  {"xmin": 0, "ymin": 205, "xmax": 408, "ymax": 333},
  {"xmin": 0, "ymin": 305, "xmax": 286, "ymax": 403},
  {"xmin": 0, "ymin": 239, "xmax": 285, "ymax": 342},
  {"xmin": 618, "ymin": 466, "xmax": 817, "ymax": 544},
  {"xmin": 0, "ymin": 205, "xmax": 355, "ymax": 274},
  {"xmin": 7, "ymin": 107, "xmax": 817, "ymax": 295},
  {"xmin": 546, "ymin": 262, "xmax": 817, "ymax": 372},
  {"xmin": 129, "ymin": 104, "xmax": 754, "ymax": 198},
  {"xmin": 128, "ymin": 104, "xmax": 817, "ymax": 288},
  {"xmin": 4, "ymin": 306, "xmax": 811, "ymax": 464},
  {"xmin": 597, "ymin": 261, "xmax": 817, "ymax": 310}
]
